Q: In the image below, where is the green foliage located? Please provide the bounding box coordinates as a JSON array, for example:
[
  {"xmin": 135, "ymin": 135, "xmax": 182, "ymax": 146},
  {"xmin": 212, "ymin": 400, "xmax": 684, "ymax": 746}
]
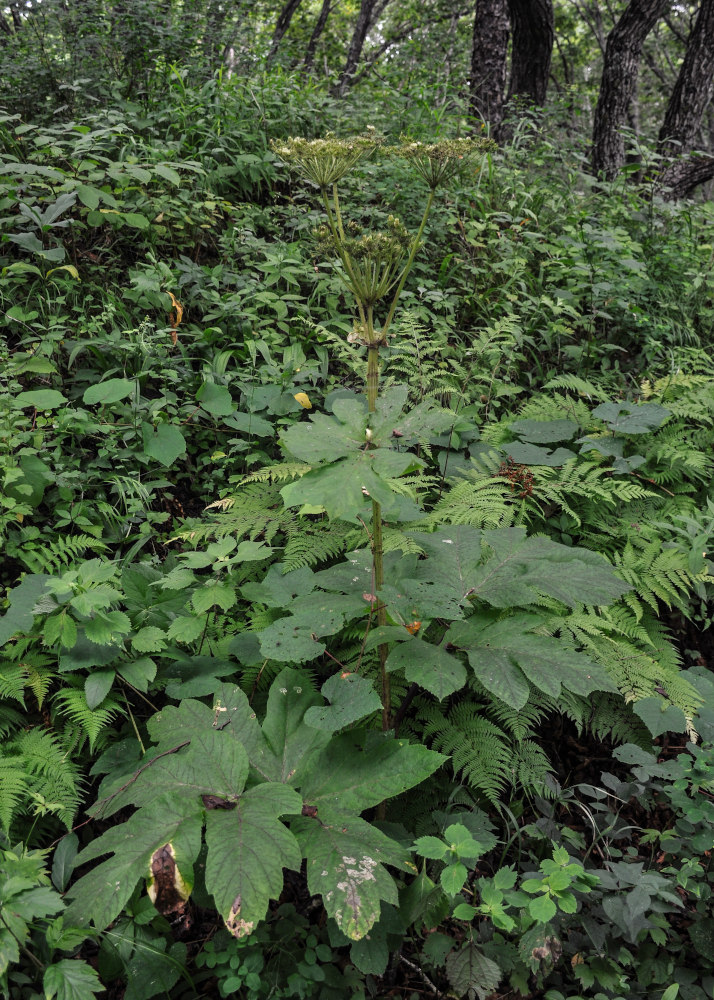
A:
[
  {"xmin": 66, "ymin": 670, "xmax": 443, "ymax": 941},
  {"xmin": 1, "ymin": 37, "xmax": 714, "ymax": 1000}
]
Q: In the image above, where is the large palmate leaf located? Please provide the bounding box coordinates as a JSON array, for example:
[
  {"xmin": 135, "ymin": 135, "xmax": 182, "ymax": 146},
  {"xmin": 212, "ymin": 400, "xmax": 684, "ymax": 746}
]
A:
[
  {"xmin": 104, "ymin": 733, "xmax": 249, "ymax": 815},
  {"xmin": 64, "ymin": 797, "xmax": 202, "ymax": 930},
  {"xmin": 257, "ymin": 592, "xmax": 367, "ymax": 663},
  {"xmin": 259, "ymin": 668, "xmax": 331, "ymax": 783},
  {"xmin": 300, "ymin": 732, "xmax": 446, "ymax": 813},
  {"xmin": 304, "ymin": 672, "xmax": 382, "ymax": 731},
  {"xmin": 205, "ymin": 784, "xmax": 302, "ymax": 938},
  {"xmin": 66, "ymin": 671, "xmax": 442, "ymax": 944},
  {"xmin": 385, "ymin": 637, "xmax": 467, "ymax": 700},
  {"xmin": 411, "ymin": 525, "xmax": 628, "ymax": 609},
  {"xmin": 293, "ymin": 812, "xmax": 411, "ymax": 940},
  {"xmin": 475, "ymin": 529, "xmax": 630, "ymax": 607},
  {"xmin": 280, "ymin": 387, "xmax": 449, "ymax": 520},
  {"xmin": 592, "ymin": 401, "xmax": 670, "ymax": 435},
  {"xmin": 447, "ymin": 613, "xmax": 617, "ymax": 710}
]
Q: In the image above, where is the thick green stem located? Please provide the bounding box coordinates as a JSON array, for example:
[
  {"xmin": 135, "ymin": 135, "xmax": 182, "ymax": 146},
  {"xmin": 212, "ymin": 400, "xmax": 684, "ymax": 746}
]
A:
[
  {"xmin": 366, "ymin": 340, "xmax": 390, "ymax": 730},
  {"xmin": 381, "ymin": 188, "xmax": 435, "ymax": 342}
]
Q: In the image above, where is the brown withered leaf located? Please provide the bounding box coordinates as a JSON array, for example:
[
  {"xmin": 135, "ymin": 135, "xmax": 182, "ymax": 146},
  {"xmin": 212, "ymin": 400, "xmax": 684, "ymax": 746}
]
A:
[
  {"xmin": 201, "ymin": 794, "xmax": 237, "ymax": 811},
  {"xmin": 148, "ymin": 843, "xmax": 191, "ymax": 920}
]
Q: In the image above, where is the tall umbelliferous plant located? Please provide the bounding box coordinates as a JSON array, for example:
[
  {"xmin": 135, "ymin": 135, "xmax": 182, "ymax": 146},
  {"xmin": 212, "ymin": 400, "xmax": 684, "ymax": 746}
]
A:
[{"xmin": 270, "ymin": 132, "xmax": 496, "ymax": 728}]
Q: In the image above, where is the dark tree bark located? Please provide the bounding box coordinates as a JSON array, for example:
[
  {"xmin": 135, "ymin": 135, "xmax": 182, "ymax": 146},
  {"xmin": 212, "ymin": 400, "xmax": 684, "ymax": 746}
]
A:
[
  {"xmin": 266, "ymin": 0, "xmax": 305, "ymax": 66},
  {"xmin": 302, "ymin": 0, "xmax": 333, "ymax": 73},
  {"xmin": 469, "ymin": 0, "xmax": 510, "ymax": 132},
  {"xmin": 656, "ymin": 0, "xmax": 714, "ymax": 197},
  {"xmin": 336, "ymin": 0, "xmax": 391, "ymax": 95},
  {"xmin": 591, "ymin": 0, "xmax": 670, "ymax": 180},
  {"xmin": 506, "ymin": 0, "xmax": 554, "ymax": 106}
]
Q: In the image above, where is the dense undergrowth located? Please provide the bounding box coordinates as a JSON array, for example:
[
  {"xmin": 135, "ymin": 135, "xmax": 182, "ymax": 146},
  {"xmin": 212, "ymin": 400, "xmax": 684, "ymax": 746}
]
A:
[{"xmin": 2, "ymin": 72, "xmax": 714, "ymax": 1000}]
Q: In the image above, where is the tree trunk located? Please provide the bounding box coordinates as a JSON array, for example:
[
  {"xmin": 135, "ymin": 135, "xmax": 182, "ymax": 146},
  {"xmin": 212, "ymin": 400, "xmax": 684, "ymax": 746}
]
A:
[
  {"xmin": 266, "ymin": 0, "xmax": 305, "ymax": 66},
  {"xmin": 303, "ymin": 0, "xmax": 333, "ymax": 73},
  {"xmin": 469, "ymin": 0, "xmax": 510, "ymax": 132},
  {"xmin": 591, "ymin": 0, "xmax": 669, "ymax": 180},
  {"xmin": 336, "ymin": 0, "xmax": 391, "ymax": 95},
  {"xmin": 657, "ymin": 0, "xmax": 714, "ymax": 198},
  {"xmin": 506, "ymin": 0, "xmax": 554, "ymax": 106}
]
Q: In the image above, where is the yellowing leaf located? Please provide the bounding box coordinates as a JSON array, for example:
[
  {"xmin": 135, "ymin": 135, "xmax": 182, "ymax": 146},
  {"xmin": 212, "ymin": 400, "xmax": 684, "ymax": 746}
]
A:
[{"xmin": 294, "ymin": 392, "xmax": 312, "ymax": 409}]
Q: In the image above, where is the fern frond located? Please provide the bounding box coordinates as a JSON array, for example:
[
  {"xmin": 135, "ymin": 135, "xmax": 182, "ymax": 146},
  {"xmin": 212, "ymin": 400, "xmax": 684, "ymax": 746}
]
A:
[
  {"xmin": 542, "ymin": 374, "xmax": 612, "ymax": 401},
  {"xmin": 283, "ymin": 521, "xmax": 352, "ymax": 571},
  {"xmin": 0, "ymin": 655, "xmax": 55, "ymax": 707},
  {"xmin": 0, "ymin": 756, "xmax": 28, "ymax": 831},
  {"xmin": 419, "ymin": 700, "xmax": 553, "ymax": 802},
  {"xmin": 13, "ymin": 729, "xmax": 83, "ymax": 829},
  {"xmin": 53, "ymin": 688, "xmax": 122, "ymax": 750},
  {"xmin": 19, "ymin": 534, "xmax": 108, "ymax": 574}
]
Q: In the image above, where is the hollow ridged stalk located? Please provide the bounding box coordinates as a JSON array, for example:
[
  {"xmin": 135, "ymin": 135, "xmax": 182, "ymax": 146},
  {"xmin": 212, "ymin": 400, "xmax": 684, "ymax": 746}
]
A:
[{"xmin": 366, "ymin": 333, "xmax": 390, "ymax": 731}]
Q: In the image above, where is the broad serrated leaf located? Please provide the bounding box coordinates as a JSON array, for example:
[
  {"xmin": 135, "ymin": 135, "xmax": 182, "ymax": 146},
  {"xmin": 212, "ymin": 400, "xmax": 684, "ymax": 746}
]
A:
[
  {"xmin": 212, "ymin": 683, "xmax": 273, "ymax": 776},
  {"xmin": 446, "ymin": 942, "xmax": 502, "ymax": 1000},
  {"xmin": 509, "ymin": 418, "xmax": 578, "ymax": 443},
  {"xmin": 304, "ymin": 672, "xmax": 382, "ymax": 731},
  {"xmin": 385, "ymin": 637, "xmax": 467, "ymax": 700},
  {"xmin": 147, "ymin": 698, "xmax": 217, "ymax": 750},
  {"xmin": 166, "ymin": 616, "xmax": 204, "ymax": 643},
  {"xmin": 241, "ymin": 563, "xmax": 316, "ymax": 608},
  {"xmin": 0, "ymin": 574, "xmax": 52, "ymax": 644},
  {"xmin": 205, "ymin": 783, "xmax": 302, "ymax": 937},
  {"xmin": 592, "ymin": 401, "xmax": 670, "ymax": 434},
  {"xmin": 192, "ymin": 582, "xmax": 237, "ymax": 614},
  {"xmin": 300, "ymin": 732, "xmax": 446, "ymax": 812},
  {"xmin": 470, "ymin": 527, "xmax": 629, "ymax": 607},
  {"xmin": 409, "ymin": 526, "xmax": 484, "ymax": 605},
  {"xmin": 44, "ymin": 959, "xmax": 103, "ymax": 1000},
  {"xmin": 85, "ymin": 610, "xmax": 131, "ymax": 645},
  {"xmin": 282, "ymin": 459, "xmax": 392, "ymax": 521},
  {"xmin": 295, "ymin": 812, "xmax": 408, "ymax": 939},
  {"xmin": 282, "ymin": 409, "xmax": 364, "ymax": 463},
  {"xmin": 447, "ymin": 614, "xmax": 616, "ymax": 710},
  {"xmin": 64, "ymin": 798, "xmax": 201, "ymax": 929},
  {"xmin": 108, "ymin": 733, "xmax": 249, "ymax": 815},
  {"xmin": 259, "ymin": 669, "xmax": 330, "ymax": 783},
  {"xmin": 257, "ymin": 614, "xmax": 335, "ymax": 662},
  {"xmin": 131, "ymin": 626, "xmax": 167, "ymax": 653}
]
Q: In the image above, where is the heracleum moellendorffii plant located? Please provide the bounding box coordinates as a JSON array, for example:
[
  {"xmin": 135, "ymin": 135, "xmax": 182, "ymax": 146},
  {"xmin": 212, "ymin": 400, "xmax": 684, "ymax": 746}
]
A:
[{"xmin": 271, "ymin": 131, "xmax": 495, "ymax": 731}]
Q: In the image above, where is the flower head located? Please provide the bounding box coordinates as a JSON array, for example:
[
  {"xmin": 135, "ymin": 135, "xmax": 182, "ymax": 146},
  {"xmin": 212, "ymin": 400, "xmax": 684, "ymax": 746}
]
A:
[
  {"xmin": 388, "ymin": 135, "xmax": 496, "ymax": 189},
  {"xmin": 270, "ymin": 131, "xmax": 383, "ymax": 188}
]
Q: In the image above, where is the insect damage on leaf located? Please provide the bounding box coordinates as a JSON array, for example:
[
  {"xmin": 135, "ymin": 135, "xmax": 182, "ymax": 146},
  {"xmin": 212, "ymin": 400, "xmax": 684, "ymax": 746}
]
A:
[{"xmin": 225, "ymin": 894, "xmax": 255, "ymax": 938}]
